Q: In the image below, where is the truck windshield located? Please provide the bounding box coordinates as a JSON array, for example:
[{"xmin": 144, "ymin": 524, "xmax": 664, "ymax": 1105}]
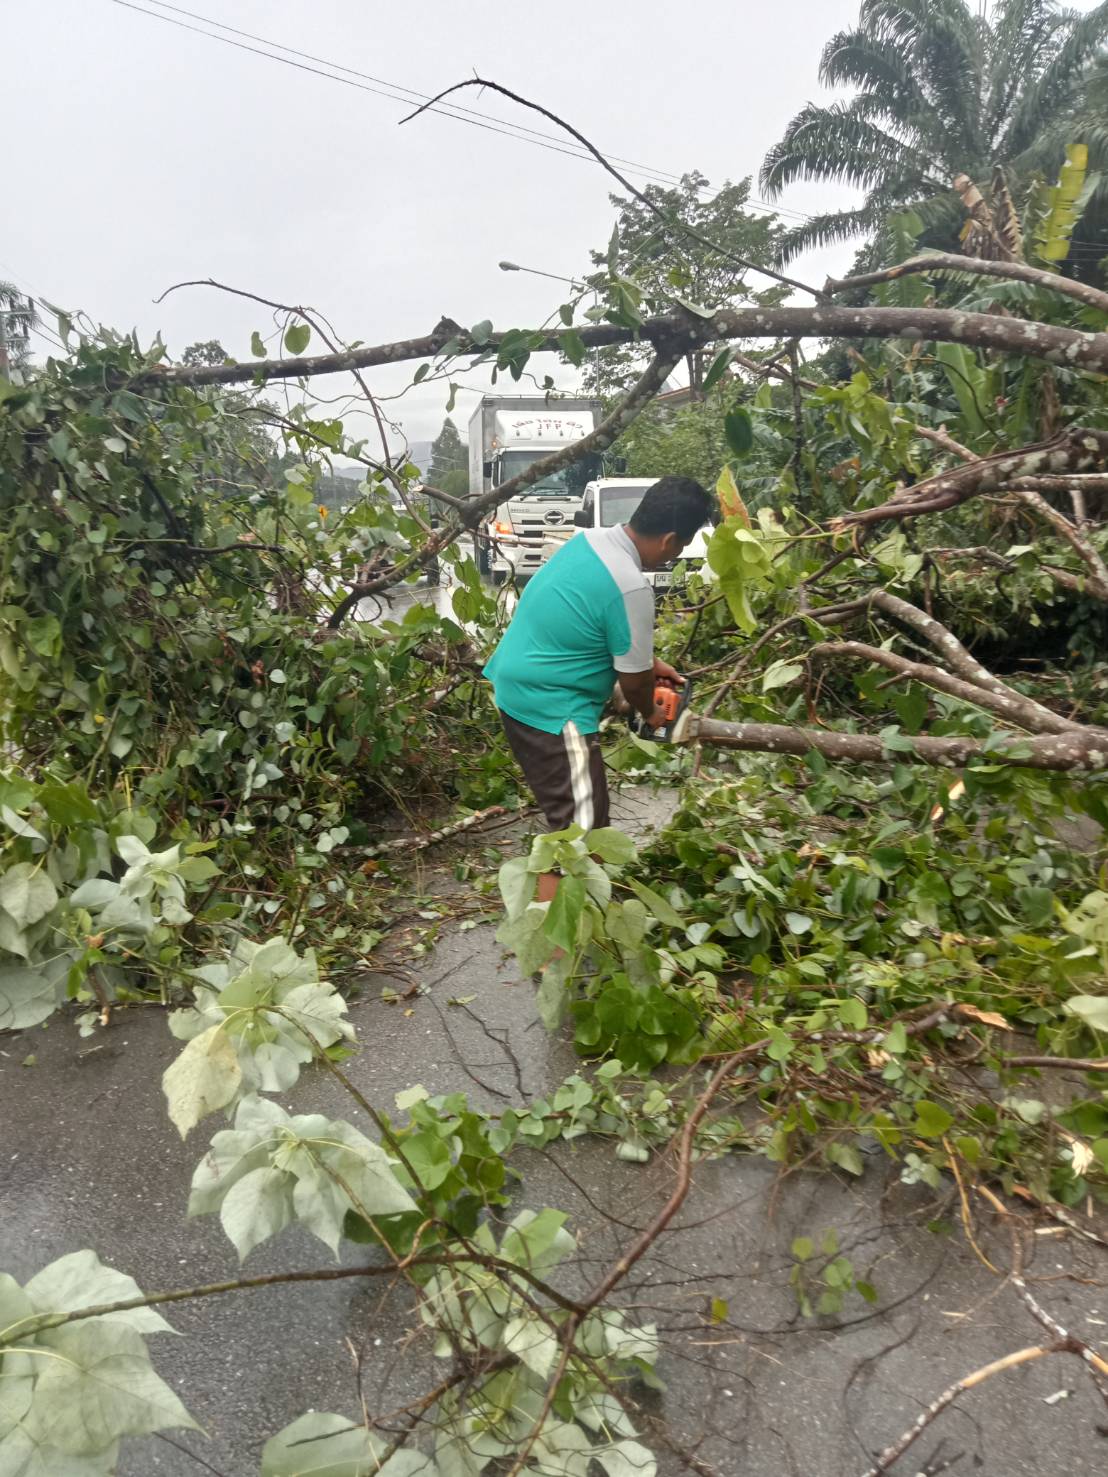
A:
[
  {"xmin": 598, "ymin": 488, "xmax": 652, "ymax": 526},
  {"xmin": 497, "ymin": 451, "xmax": 595, "ymax": 499}
]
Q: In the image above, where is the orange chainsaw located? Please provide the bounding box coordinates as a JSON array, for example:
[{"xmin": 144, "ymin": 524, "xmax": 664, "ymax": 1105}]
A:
[{"xmin": 628, "ymin": 678, "xmax": 694, "ymax": 744}]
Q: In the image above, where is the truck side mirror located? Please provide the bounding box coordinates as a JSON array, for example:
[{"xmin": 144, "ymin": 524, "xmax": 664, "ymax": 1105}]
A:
[
  {"xmin": 482, "ymin": 459, "xmax": 493, "ymax": 478},
  {"xmin": 573, "ymin": 510, "xmax": 590, "ymax": 527}
]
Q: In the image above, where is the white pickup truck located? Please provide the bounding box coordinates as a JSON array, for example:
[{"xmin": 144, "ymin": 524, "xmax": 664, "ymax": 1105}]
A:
[{"xmin": 540, "ymin": 478, "xmax": 711, "ymax": 588}]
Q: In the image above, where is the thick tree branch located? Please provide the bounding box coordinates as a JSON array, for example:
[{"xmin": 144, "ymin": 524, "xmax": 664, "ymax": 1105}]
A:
[
  {"xmin": 834, "ymin": 428, "xmax": 1108, "ymax": 528},
  {"xmin": 865, "ymin": 591, "xmax": 1082, "ymax": 734},
  {"xmin": 1011, "ymin": 486, "xmax": 1108, "ymax": 599},
  {"xmin": 325, "ymin": 350, "xmax": 682, "ymax": 625},
  {"xmin": 131, "ymin": 306, "xmax": 1108, "ymax": 390},
  {"xmin": 826, "ymin": 251, "xmax": 1108, "ymax": 317},
  {"xmin": 685, "ymin": 715, "xmax": 1108, "ymax": 772},
  {"xmin": 808, "ymin": 640, "xmax": 1096, "ymax": 737},
  {"xmin": 1010, "ymin": 474, "xmax": 1108, "ymax": 495}
]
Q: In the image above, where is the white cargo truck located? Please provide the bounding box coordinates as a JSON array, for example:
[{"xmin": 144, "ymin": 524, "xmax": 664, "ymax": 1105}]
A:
[
  {"xmin": 468, "ymin": 395, "xmax": 603, "ymax": 580},
  {"xmin": 541, "ymin": 477, "xmax": 712, "ymax": 588}
]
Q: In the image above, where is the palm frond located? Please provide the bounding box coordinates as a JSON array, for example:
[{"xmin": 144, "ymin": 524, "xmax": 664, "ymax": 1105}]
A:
[
  {"xmin": 861, "ymin": 0, "xmax": 982, "ymax": 149},
  {"xmin": 1003, "ymin": 1, "xmax": 1108, "ymax": 158},
  {"xmin": 773, "ymin": 205, "xmax": 886, "ymax": 264},
  {"xmin": 760, "ymin": 100, "xmax": 942, "ymax": 199}
]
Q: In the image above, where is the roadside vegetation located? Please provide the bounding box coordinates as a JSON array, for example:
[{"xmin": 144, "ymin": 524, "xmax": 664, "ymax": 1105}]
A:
[{"xmin": 2, "ymin": 6, "xmax": 1108, "ymax": 1469}]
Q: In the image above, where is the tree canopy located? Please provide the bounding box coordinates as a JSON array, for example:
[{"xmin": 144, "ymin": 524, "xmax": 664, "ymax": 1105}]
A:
[{"xmin": 761, "ymin": 0, "xmax": 1108, "ymax": 276}]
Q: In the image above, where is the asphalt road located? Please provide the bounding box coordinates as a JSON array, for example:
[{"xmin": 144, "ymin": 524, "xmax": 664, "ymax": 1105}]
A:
[{"xmin": 3, "ymin": 789, "xmax": 1106, "ymax": 1476}]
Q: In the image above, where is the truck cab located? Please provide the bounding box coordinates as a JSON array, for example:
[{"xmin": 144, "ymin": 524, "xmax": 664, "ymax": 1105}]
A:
[
  {"xmin": 542, "ymin": 478, "xmax": 712, "ymax": 588},
  {"xmin": 469, "ymin": 398, "xmax": 603, "ymax": 581}
]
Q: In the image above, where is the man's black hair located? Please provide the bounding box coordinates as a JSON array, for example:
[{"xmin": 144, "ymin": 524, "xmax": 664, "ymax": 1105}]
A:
[{"xmin": 628, "ymin": 475, "xmax": 717, "ymax": 542}]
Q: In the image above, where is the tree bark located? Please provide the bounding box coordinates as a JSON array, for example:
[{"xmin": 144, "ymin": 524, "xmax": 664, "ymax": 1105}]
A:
[
  {"xmin": 825, "ymin": 250, "xmax": 1108, "ymax": 317},
  {"xmin": 808, "ymin": 639, "xmax": 1094, "ymax": 736},
  {"xmin": 687, "ymin": 715, "xmax": 1108, "ymax": 773},
  {"xmin": 865, "ymin": 589, "xmax": 1080, "ymax": 733},
  {"xmin": 134, "ymin": 304, "xmax": 1108, "ymax": 391},
  {"xmin": 834, "ymin": 428, "xmax": 1108, "ymax": 528}
]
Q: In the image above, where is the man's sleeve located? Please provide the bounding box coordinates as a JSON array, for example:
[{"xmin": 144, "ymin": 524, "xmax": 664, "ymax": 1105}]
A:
[{"xmin": 610, "ymin": 585, "xmax": 654, "ymax": 673}]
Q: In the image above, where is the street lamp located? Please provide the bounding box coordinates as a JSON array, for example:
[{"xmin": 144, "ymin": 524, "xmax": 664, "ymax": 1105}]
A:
[{"xmin": 498, "ymin": 260, "xmax": 600, "ymax": 383}]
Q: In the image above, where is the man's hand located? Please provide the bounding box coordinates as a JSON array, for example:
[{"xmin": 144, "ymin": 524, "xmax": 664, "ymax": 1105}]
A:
[{"xmin": 653, "ymin": 657, "xmax": 683, "ymax": 685}]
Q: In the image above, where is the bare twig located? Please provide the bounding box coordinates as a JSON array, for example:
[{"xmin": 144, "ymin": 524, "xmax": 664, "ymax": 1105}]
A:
[{"xmin": 401, "ymin": 77, "xmax": 819, "ymax": 300}]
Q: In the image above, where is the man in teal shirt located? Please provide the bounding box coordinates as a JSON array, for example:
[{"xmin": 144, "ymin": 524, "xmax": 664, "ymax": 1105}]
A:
[{"xmin": 485, "ymin": 475, "xmax": 715, "ymax": 901}]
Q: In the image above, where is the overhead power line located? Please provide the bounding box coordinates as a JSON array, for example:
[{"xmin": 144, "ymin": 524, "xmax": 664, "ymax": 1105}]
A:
[{"xmin": 106, "ymin": 0, "xmax": 815, "ymax": 225}]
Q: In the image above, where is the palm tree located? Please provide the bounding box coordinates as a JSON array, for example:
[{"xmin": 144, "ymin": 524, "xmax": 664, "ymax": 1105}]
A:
[
  {"xmin": 0, "ymin": 281, "xmax": 36, "ymax": 377},
  {"xmin": 760, "ymin": 0, "xmax": 1108, "ymax": 274}
]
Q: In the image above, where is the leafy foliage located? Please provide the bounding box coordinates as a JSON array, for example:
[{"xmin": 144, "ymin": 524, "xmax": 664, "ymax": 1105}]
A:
[
  {"xmin": 0, "ymin": 1252, "xmax": 195, "ymax": 1474},
  {"xmin": 164, "ymin": 937, "xmax": 353, "ymax": 1135}
]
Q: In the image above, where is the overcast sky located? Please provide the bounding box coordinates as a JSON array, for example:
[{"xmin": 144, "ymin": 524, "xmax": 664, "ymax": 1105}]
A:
[{"xmin": 2, "ymin": 1, "xmax": 952, "ymax": 449}]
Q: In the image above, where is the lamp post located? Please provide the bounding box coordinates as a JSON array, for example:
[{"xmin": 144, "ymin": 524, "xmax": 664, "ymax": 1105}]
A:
[{"xmin": 498, "ymin": 260, "xmax": 601, "ymax": 385}]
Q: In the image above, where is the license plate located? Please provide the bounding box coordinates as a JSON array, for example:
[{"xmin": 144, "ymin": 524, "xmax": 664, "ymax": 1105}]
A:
[{"xmin": 652, "ymin": 571, "xmax": 672, "ymax": 588}]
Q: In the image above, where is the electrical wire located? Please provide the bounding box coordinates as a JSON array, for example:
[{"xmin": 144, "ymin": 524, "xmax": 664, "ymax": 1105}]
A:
[
  {"xmin": 105, "ymin": 0, "xmax": 815, "ymax": 224},
  {"xmin": 141, "ymin": 0, "xmax": 689, "ymax": 187}
]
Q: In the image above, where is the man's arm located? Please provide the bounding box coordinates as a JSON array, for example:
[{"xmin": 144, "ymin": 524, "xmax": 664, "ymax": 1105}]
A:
[{"xmin": 618, "ymin": 670, "xmax": 668, "ymax": 727}]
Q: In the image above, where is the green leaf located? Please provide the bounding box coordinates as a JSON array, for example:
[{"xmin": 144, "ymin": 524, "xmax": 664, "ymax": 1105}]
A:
[
  {"xmin": 625, "ymin": 877, "xmax": 684, "ymax": 929},
  {"xmin": 766, "ymin": 1027, "xmax": 793, "ymax": 1063},
  {"xmin": 535, "ymin": 955, "xmax": 573, "ymax": 1031},
  {"xmin": 724, "ymin": 406, "xmax": 754, "ymax": 457},
  {"xmin": 189, "ymin": 1097, "xmax": 414, "ymax": 1258},
  {"xmin": 161, "ymin": 1023, "xmax": 242, "ymax": 1139},
  {"xmin": 23, "ymin": 1250, "xmax": 175, "ymax": 1336},
  {"xmin": 24, "ymin": 1321, "xmax": 196, "ymax": 1455},
  {"xmin": 762, "ymin": 660, "xmax": 803, "ymax": 693},
  {"xmin": 0, "ymin": 964, "xmax": 61, "ymax": 1030},
  {"xmin": 284, "ymin": 323, "xmax": 311, "ymax": 355},
  {"xmin": 791, "ymin": 1236, "xmax": 814, "ymax": 1262},
  {"xmin": 502, "ymin": 1315, "xmax": 559, "ymax": 1378},
  {"xmin": 838, "ymin": 997, "xmax": 867, "ymax": 1030},
  {"xmin": 702, "ymin": 348, "xmax": 733, "ymax": 393},
  {"xmin": 783, "ymin": 912, "xmax": 812, "ymax": 935},
  {"xmin": 1, "ymin": 805, "xmax": 45, "ymax": 842},
  {"xmin": 544, "ymin": 875, "xmax": 586, "ymax": 954},
  {"xmin": 260, "ymin": 1410, "xmax": 379, "ymax": 1476},
  {"xmin": 883, "ymin": 1021, "xmax": 908, "ymax": 1054},
  {"xmin": 827, "ymin": 1142, "xmax": 864, "ymax": 1175},
  {"xmin": 469, "ymin": 319, "xmax": 493, "ymax": 346},
  {"xmin": 1060, "ymin": 892, "xmax": 1108, "ymax": 944},
  {"xmin": 914, "ymin": 1101, "xmax": 954, "ymax": 1138},
  {"xmin": 250, "ymin": 331, "xmax": 266, "ymax": 358},
  {"xmin": 0, "ymin": 864, "xmax": 58, "ymax": 928},
  {"xmin": 499, "ymin": 1208, "xmax": 575, "ymax": 1275},
  {"xmin": 710, "ymin": 1296, "xmax": 728, "ymax": 1324},
  {"xmin": 1064, "ymin": 994, "xmax": 1108, "ymax": 1033},
  {"xmin": 219, "ymin": 1165, "xmax": 293, "ymax": 1261},
  {"xmin": 586, "ymin": 827, "xmax": 637, "ymax": 865},
  {"xmin": 595, "ymin": 1441, "xmax": 657, "ymax": 1477},
  {"xmin": 561, "ymin": 329, "xmax": 586, "ymax": 367},
  {"xmin": 497, "ymin": 855, "xmax": 534, "ymax": 918}
]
